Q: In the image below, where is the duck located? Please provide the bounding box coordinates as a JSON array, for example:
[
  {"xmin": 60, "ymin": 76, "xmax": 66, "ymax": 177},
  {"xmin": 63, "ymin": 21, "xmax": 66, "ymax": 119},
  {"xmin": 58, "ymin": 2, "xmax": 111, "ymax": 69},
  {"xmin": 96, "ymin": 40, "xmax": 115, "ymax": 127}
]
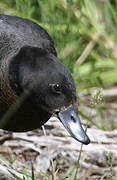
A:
[{"xmin": 0, "ymin": 14, "xmax": 90, "ymax": 145}]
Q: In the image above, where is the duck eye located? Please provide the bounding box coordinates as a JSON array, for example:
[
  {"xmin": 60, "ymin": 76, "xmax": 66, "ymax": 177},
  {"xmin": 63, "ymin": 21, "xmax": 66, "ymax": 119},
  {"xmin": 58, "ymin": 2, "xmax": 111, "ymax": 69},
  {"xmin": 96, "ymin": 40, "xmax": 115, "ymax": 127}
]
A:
[
  {"xmin": 49, "ymin": 84, "xmax": 61, "ymax": 94},
  {"xmin": 54, "ymin": 84, "xmax": 60, "ymax": 92}
]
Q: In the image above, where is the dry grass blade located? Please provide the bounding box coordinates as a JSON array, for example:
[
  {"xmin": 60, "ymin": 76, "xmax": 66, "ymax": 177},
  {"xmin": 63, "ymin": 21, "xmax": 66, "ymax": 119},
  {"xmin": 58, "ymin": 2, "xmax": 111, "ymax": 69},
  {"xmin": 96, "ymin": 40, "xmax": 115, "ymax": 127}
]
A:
[{"xmin": 76, "ymin": 34, "xmax": 100, "ymax": 65}]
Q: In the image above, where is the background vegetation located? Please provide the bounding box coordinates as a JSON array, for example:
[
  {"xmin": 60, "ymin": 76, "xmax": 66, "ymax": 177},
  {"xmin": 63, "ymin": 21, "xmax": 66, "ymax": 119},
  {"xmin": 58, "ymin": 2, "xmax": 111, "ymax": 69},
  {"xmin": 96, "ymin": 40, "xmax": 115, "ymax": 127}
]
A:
[{"xmin": 0, "ymin": 0, "xmax": 117, "ymax": 179}]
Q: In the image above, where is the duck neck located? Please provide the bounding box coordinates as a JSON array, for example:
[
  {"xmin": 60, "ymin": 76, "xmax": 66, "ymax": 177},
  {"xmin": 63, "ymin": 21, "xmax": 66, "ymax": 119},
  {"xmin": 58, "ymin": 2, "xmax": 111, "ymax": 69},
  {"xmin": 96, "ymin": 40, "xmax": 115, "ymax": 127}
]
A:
[{"xmin": 0, "ymin": 57, "xmax": 18, "ymax": 107}]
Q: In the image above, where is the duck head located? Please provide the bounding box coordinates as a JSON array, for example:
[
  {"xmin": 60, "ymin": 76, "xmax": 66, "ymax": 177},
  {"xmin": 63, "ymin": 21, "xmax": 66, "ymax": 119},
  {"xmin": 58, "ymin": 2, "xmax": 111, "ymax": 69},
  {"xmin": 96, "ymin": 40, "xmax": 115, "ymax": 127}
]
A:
[{"xmin": 9, "ymin": 46, "xmax": 90, "ymax": 145}]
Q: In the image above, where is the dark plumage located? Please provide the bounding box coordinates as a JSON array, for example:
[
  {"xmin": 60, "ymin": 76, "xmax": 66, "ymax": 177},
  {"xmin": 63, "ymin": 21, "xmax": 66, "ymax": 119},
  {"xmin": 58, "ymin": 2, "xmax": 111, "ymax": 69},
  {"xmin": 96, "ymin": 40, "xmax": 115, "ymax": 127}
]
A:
[{"xmin": 0, "ymin": 14, "xmax": 90, "ymax": 144}]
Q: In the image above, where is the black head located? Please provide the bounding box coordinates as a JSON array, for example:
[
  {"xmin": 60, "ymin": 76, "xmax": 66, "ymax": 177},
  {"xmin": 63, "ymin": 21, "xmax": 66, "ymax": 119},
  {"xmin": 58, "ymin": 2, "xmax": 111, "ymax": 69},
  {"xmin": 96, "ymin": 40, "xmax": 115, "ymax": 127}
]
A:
[
  {"xmin": 9, "ymin": 46, "xmax": 76, "ymax": 112},
  {"xmin": 9, "ymin": 46, "xmax": 90, "ymax": 144}
]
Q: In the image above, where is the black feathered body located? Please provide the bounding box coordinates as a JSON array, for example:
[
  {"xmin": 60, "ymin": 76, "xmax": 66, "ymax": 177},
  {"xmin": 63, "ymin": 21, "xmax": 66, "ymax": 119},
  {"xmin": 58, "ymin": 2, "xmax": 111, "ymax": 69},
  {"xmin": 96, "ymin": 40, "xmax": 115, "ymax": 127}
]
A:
[{"xmin": 0, "ymin": 15, "xmax": 56, "ymax": 131}]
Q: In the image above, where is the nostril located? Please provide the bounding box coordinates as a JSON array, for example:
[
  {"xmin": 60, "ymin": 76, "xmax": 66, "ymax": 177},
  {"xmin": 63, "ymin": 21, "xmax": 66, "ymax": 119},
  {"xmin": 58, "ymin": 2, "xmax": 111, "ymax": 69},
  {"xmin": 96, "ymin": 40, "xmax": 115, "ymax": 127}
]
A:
[{"xmin": 71, "ymin": 114, "xmax": 76, "ymax": 123}]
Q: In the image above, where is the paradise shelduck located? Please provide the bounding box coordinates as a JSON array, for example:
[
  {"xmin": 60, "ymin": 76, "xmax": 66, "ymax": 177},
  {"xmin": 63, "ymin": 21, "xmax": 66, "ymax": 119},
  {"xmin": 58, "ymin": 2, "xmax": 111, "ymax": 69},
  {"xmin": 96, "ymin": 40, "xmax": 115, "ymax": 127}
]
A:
[{"xmin": 0, "ymin": 14, "xmax": 90, "ymax": 144}]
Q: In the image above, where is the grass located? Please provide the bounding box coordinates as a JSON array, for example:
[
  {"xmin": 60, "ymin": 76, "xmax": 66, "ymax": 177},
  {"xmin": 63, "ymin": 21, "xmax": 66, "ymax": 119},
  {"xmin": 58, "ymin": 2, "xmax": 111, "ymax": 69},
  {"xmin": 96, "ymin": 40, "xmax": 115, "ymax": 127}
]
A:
[{"xmin": 9, "ymin": 151, "xmax": 115, "ymax": 180}]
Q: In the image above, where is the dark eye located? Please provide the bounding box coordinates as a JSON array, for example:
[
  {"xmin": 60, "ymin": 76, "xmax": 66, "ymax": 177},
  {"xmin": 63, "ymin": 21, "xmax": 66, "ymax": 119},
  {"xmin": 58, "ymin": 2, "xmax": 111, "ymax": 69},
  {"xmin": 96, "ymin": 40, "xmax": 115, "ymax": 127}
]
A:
[{"xmin": 49, "ymin": 84, "xmax": 61, "ymax": 94}]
